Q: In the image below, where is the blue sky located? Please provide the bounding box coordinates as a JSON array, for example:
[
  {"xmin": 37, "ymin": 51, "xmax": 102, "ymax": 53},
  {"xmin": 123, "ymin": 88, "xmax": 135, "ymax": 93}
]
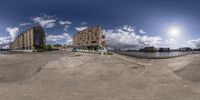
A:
[{"xmin": 1, "ymin": 0, "xmax": 200, "ymax": 49}]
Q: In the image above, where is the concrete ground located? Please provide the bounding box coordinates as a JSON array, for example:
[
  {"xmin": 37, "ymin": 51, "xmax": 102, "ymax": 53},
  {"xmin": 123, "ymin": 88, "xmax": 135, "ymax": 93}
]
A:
[{"xmin": 0, "ymin": 51, "xmax": 200, "ymax": 100}]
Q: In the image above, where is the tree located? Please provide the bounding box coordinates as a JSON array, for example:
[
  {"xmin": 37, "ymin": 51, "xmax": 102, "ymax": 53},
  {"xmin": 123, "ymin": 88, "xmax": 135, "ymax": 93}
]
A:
[{"xmin": 54, "ymin": 44, "xmax": 62, "ymax": 47}]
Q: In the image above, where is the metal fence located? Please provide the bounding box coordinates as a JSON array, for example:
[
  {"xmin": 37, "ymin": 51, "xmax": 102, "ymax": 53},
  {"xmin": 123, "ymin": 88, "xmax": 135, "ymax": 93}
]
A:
[
  {"xmin": 113, "ymin": 51, "xmax": 200, "ymax": 59},
  {"xmin": 0, "ymin": 51, "xmax": 11, "ymax": 54}
]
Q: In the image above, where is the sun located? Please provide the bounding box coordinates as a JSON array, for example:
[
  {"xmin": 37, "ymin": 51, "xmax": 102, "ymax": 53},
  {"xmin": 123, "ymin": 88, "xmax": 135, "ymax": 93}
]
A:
[{"xmin": 168, "ymin": 26, "xmax": 181, "ymax": 38}]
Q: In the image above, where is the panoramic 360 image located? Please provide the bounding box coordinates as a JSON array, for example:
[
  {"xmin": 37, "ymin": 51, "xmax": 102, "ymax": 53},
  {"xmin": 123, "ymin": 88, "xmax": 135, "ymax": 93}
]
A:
[{"xmin": 1, "ymin": 0, "xmax": 200, "ymax": 100}]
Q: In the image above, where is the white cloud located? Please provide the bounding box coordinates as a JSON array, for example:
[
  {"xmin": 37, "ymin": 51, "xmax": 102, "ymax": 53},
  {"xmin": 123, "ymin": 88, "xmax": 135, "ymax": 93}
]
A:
[
  {"xmin": 19, "ymin": 23, "xmax": 32, "ymax": 26},
  {"xmin": 104, "ymin": 25, "xmax": 162, "ymax": 49},
  {"xmin": 81, "ymin": 22, "xmax": 87, "ymax": 25},
  {"xmin": 188, "ymin": 39, "xmax": 200, "ymax": 48},
  {"xmin": 75, "ymin": 26, "xmax": 88, "ymax": 31},
  {"xmin": 0, "ymin": 36, "xmax": 11, "ymax": 47},
  {"xmin": 64, "ymin": 33, "xmax": 73, "ymax": 45},
  {"xmin": 32, "ymin": 16, "xmax": 56, "ymax": 28},
  {"xmin": 46, "ymin": 33, "xmax": 72, "ymax": 45},
  {"xmin": 59, "ymin": 20, "xmax": 72, "ymax": 31},
  {"xmin": 166, "ymin": 38, "xmax": 177, "ymax": 44},
  {"xmin": 2, "ymin": 45, "xmax": 10, "ymax": 49},
  {"xmin": 59, "ymin": 21, "xmax": 72, "ymax": 25},
  {"xmin": 6, "ymin": 27, "xmax": 19, "ymax": 41},
  {"xmin": 139, "ymin": 29, "xmax": 146, "ymax": 34},
  {"xmin": 64, "ymin": 25, "xmax": 69, "ymax": 31}
]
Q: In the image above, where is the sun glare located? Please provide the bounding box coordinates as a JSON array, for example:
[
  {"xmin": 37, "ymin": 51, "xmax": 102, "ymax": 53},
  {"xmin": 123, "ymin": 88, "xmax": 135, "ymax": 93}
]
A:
[{"xmin": 168, "ymin": 26, "xmax": 181, "ymax": 38}]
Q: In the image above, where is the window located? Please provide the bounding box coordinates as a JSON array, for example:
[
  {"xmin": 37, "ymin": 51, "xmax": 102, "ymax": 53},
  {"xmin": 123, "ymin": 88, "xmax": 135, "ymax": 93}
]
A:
[
  {"xmin": 102, "ymin": 35, "xmax": 105, "ymax": 39},
  {"xmin": 91, "ymin": 41, "xmax": 97, "ymax": 43}
]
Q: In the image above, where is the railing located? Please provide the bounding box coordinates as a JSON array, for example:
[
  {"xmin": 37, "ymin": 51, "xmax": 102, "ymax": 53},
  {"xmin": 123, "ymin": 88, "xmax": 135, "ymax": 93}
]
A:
[
  {"xmin": 113, "ymin": 51, "xmax": 200, "ymax": 59},
  {"xmin": 73, "ymin": 49, "xmax": 101, "ymax": 54},
  {"xmin": 0, "ymin": 51, "xmax": 11, "ymax": 54}
]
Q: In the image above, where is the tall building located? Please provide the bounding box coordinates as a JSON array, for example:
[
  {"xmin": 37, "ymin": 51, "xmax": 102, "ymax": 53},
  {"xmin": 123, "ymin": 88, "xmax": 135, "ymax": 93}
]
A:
[
  {"xmin": 10, "ymin": 26, "xmax": 46, "ymax": 51},
  {"xmin": 73, "ymin": 26, "xmax": 105, "ymax": 50}
]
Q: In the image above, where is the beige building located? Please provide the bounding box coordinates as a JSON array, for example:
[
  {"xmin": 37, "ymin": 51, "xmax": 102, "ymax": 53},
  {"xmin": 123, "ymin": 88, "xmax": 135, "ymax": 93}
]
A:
[
  {"xmin": 10, "ymin": 26, "xmax": 46, "ymax": 51},
  {"xmin": 73, "ymin": 26, "xmax": 105, "ymax": 50}
]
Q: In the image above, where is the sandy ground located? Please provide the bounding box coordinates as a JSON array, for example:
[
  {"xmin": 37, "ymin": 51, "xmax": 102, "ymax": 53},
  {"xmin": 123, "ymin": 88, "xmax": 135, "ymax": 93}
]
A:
[{"xmin": 0, "ymin": 51, "xmax": 200, "ymax": 100}]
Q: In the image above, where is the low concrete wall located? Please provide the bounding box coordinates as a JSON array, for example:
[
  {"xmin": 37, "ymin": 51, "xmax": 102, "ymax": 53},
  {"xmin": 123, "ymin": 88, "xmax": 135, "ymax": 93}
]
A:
[
  {"xmin": 75, "ymin": 49, "xmax": 100, "ymax": 54},
  {"xmin": 72, "ymin": 49, "xmax": 108, "ymax": 55},
  {"xmin": 113, "ymin": 51, "xmax": 198, "ymax": 59},
  {"xmin": 10, "ymin": 50, "xmax": 35, "ymax": 52}
]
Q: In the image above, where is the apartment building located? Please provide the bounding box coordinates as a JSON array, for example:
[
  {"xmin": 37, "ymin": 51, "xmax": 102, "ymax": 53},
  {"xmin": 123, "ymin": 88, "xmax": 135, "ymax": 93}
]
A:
[
  {"xmin": 10, "ymin": 26, "xmax": 46, "ymax": 51},
  {"xmin": 73, "ymin": 26, "xmax": 105, "ymax": 50}
]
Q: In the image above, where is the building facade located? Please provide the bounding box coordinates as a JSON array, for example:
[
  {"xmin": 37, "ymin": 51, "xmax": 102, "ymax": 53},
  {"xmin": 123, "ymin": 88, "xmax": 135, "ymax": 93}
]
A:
[
  {"xmin": 179, "ymin": 47, "xmax": 192, "ymax": 51},
  {"xmin": 159, "ymin": 48, "xmax": 170, "ymax": 52},
  {"xmin": 10, "ymin": 26, "xmax": 46, "ymax": 51},
  {"xmin": 140, "ymin": 46, "xmax": 157, "ymax": 52},
  {"xmin": 73, "ymin": 26, "xmax": 105, "ymax": 50}
]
